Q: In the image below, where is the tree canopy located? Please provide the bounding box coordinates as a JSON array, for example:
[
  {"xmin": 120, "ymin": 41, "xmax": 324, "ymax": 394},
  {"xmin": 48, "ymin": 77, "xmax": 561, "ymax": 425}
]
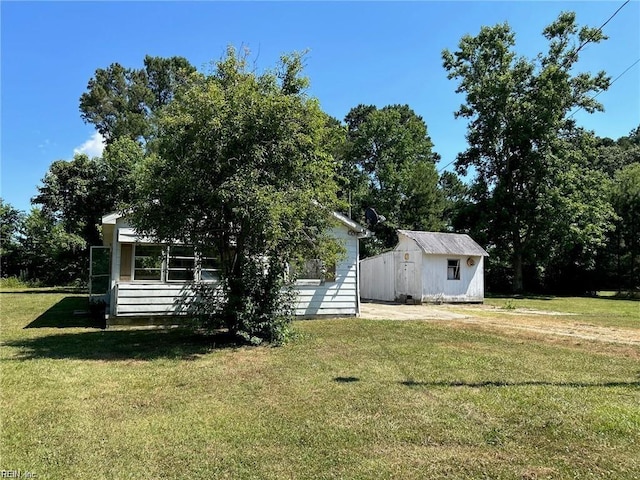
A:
[
  {"xmin": 129, "ymin": 48, "xmax": 344, "ymax": 343},
  {"xmin": 442, "ymin": 11, "xmax": 611, "ymax": 292},
  {"xmin": 341, "ymin": 104, "xmax": 443, "ymax": 255},
  {"xmin": 79, "ymin": 55, "xmax": 196, "ymax": 144}
]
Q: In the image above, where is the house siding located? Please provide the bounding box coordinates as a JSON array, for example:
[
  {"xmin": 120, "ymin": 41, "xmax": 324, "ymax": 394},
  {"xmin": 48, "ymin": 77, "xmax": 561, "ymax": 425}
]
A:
[
  {"xmin": 107, "ymin": 222, "xmax": 361, "ymax": 319},
  {"xmin": 294, "ymin": 226, "xmax": 359, "ymax": 317}
]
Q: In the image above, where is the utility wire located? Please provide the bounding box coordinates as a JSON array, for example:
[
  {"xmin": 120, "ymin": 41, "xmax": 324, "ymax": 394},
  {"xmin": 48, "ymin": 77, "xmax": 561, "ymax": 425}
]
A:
[
  {"xmin": 568, "ymin": 0, "xmax": 630, "ymax": 62},
  {"xmin": 567, "ymin": 57, "xmax": 640, "ymax": 119}
]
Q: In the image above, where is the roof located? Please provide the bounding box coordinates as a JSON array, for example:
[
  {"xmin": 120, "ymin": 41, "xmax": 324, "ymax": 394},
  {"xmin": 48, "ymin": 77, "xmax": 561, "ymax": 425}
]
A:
[
  {"xmin": 332, "ymin": 211, "xmax": 373, "ymax": 238},
  {"xmin": 103, "ymin": 210, "xmax": 372, "ymax": 238},
  {"xmin": 397, "ymin": 230, "xmax": 489, "ymax": 256}
]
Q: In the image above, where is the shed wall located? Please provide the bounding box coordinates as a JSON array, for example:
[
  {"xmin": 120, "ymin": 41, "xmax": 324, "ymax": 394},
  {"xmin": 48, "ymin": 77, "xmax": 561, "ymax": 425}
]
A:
[
  {"xmin": 358, "ymin": 236, "xmax": 486, "ymax": 303},
  {"xmin": 421, "ymin": 254, "xmax": 484, "ymax": 302},
  {"xmin": 359, "ymin": 252, "xmax": 395, "ymax": 302}
]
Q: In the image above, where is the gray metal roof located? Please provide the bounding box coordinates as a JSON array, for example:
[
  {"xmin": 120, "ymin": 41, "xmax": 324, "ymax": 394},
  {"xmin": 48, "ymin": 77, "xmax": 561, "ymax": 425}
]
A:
[{"xmin": 397, "ymin": 230, "xmax": 489, "ymax": 256}]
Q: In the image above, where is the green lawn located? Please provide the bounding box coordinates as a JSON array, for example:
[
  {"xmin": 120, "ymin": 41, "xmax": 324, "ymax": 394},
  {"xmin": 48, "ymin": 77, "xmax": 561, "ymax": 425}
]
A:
[
  {"xmin": 1, "ymin": 290, "xmax": 639, "ymax": 479},
  {"xmin": 484, "ymin": 294, "xmax": 640, "ymax": 329}
]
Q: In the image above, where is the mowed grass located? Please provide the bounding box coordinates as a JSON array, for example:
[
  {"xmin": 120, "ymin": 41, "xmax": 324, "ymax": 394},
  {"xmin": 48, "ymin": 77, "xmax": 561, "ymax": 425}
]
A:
[
  {"xmin": 485, "ymin": 294, "xmax": 640, "ymax": 329},
  {"xmin": 1, "ymin": 290, "xmax": 639, "ymax": 479}
]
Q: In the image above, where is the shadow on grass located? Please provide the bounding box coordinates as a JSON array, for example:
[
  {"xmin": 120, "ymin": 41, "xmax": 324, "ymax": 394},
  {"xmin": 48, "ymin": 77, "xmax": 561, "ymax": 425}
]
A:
[
  {"xmin": 595, "ymin": 294, "xmax": 640, "ymax": 302},
  {"xmin": 486, "ymin": 294, "xmax": 556, "ymax": 301},
  {"xmin": 4, "ymin": 329, "xmax": 241, "ymax": 361},
  {"xmin": 400, "ymin": 379, "xmax": 640, "ymax": 388},
  {"xmin": 334, "ymin": 376, "xmax": 360, "ymax": 383},
  {"xmin": 25, "ymin": 296, "xmax": 100, "ymax": 329},
  {"xmin": 0, "ymin": 288, "xmax": 87, "ymax": 295}
]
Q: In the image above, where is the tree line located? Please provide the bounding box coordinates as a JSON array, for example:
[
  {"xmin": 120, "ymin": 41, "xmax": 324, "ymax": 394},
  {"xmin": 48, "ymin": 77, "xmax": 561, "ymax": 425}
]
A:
[{"xmin": 2, "ymin": 11, "xmax": 639, "ymax": 303}]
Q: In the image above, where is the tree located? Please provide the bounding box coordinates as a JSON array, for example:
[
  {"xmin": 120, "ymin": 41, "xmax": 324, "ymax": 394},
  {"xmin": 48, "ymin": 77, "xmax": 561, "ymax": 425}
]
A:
[
  {"xmin": 341, "ymin": 104, "xmax": 442, "ymax": 255},
  {"xmin": 79, "ymin": 55, "xmax": 196, "ymax": 144},
  {"xmin": 595, "ymin": 125, "xmax": 640, "ymax": 177},
  {"xmin": 442, "ymin": 11, "xmax": 610, "ymax": 292},
  {"xmin": 438, "ymin": 171, "xmax": 471, "ymax": 232},
  {"xmin": 0, "ymin": 199, "xmax": 25, "ymax": 278},
  {"xmin": 534, "ymin": 130, "xmax": 616, "ymax": 293},
  {"xmin": 610, "ymin": 163, "xmax": 640, "ymax": 290},
  {"xmin": 129, "ymin": 48, "xmax": 344, "ymax": 344},
  {"xmin": 20, "ymin": 208, "xmax": 86, "ymax": 285},
  {"xmin": 32, "ymin": 154, "xmax": 114, "ymax": 247}
]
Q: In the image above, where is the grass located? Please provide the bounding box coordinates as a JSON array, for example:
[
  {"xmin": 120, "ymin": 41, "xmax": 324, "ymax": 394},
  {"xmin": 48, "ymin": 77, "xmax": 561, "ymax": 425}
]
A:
[
  {"xmin": 485, "ymin": 294, "xmax": 640, "ymax": 329},
  {"xmin": 1, "ymin": 290, "xmax": 639, "ymax": 479}
]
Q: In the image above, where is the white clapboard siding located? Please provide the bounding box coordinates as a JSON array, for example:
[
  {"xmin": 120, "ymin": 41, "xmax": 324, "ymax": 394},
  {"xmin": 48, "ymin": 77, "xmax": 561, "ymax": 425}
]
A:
[
  {"xmin": 113, "ymin": 225, "xmax": 360, "ymax": 318},
  {"xmin": 292, "ymin": 227, "xmax": 359, "ymax": 317},
  {"xmin": 115, "ymin": 283, "xmax": 213, "ymax": 317}
]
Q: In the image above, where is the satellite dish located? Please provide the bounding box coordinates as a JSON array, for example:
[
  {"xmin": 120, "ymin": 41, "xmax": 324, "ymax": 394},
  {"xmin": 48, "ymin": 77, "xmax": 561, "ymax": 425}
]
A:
[{"xmin": 365, "ymin": 207, "xmax": 386, "ymax": 227}]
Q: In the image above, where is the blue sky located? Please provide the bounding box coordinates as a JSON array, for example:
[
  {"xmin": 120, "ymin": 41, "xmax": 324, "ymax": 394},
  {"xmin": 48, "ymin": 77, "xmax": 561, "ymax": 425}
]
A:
[{"xmin": 2, "ymin": 1, "xmax": 639, "ymax": 213}]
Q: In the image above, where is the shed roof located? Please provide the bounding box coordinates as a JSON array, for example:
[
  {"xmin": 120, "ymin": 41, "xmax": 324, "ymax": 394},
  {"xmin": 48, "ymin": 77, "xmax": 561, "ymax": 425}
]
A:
[{"xmin": 397, "ymin": 230, "xmax": 489, "ymax": 256}]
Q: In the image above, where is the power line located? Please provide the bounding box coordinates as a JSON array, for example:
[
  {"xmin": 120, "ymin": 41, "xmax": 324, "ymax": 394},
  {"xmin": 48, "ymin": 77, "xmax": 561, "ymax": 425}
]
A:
[
  {"xmin": 437, "ymin": 158, "xmax": 456, "ymax": 174},
  {"xmin": 567, "ymin": 57, "xmax": 640, "ymax": 120},
  {"xmin": 569, "ymin": 0, "xmax": 630, "ymax": 62}
]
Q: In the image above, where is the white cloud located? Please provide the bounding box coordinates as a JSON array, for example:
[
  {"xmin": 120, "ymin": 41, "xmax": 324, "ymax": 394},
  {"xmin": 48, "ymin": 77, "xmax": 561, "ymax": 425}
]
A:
[{"xmin": 73, "ymin": 131, "xmax": 105, "ymax": 158}]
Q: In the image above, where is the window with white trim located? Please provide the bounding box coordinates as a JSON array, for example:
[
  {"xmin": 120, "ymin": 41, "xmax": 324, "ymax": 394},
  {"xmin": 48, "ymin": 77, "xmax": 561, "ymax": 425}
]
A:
[
  {"xmin": 130, "ymin": 244, "xmax": 221, "ymax": 282},
  {"xmin": 291, "ymin": 259, "xmax": 336, "ymax": 285},
  {"xmin": 167, "ymin": 246, "xmax": 195, "ymax": 281},
  {"xmin": 133, "ymin": 245, "xmax": 164, "ymax": 281},
  {"xmin": 447, "ymin": 259, "xmax": 460, "ymax": 280},
  {"xmin": 200, "ymin": 247, "xmax": 222, "ymax": 281}
]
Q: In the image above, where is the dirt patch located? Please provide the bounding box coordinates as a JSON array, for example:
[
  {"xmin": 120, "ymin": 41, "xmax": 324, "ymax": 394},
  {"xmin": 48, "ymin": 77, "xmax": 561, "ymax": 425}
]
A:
[
  {"xmin": 360, "ymin": 302, "xmax": 469, "ymax": 321},
  {"xmin": 360, "ymin": 302, "xmax": 640, "ymax": 347}
]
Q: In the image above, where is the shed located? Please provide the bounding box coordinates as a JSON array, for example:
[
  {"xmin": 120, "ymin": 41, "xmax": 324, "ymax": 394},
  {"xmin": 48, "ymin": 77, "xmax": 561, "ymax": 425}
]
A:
[
  {"xmin": 93, "ymin": 211, "xmax": 371, "ymax": 325},
  {"xmin": 359, "ymin": 230, "xmax": 489, "ymax": 303}
]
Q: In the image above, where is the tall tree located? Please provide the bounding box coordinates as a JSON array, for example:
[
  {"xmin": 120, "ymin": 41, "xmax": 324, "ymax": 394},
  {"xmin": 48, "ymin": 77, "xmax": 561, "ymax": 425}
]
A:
[
  {"xmin": 342, "ymin": 104, "xmax": 442, "ymax": 255},
  {"xmin": 442, "ymin": 11, "xmax": 610, "ymax": 292},
  {"xmin": 20, "ymin": 208, "xmax": 86, "ymax": 285},
  {"xmin": 32, "ymin": 154, "xmax": 114, "ymax": 247},
  {"xmin": 79, "ymin": 55, "xmax": 196, "ymax": 144},
  {"xmin": 595, "ymin": 125, "xmax": 640, "ymax": 177},
  {"xmin": 130, "ymin": 48, "xmax": 343, "ymax": 344}
]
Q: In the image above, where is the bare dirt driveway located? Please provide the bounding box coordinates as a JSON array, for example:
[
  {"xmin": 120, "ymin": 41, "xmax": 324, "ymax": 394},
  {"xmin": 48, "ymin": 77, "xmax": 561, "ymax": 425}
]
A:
[{"xmin": 359, "ymin": 302, "xmax": 640, "ymax": 347}]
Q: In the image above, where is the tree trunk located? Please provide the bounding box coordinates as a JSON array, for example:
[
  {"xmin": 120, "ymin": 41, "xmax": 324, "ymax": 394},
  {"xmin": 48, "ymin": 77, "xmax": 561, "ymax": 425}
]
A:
[{"xmin": 512, "ymin": 233, "xmax": 524, "ymax": 293}]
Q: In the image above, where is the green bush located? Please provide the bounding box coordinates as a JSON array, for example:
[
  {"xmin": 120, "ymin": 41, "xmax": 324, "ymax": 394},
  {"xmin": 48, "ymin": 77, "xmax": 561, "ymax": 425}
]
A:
[{"xmin": 0, "ymin": 276, "xmax": 34, "ymax": 289}]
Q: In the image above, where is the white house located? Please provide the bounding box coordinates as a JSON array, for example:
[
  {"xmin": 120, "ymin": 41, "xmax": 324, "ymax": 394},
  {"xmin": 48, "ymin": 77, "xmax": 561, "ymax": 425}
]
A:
[
  {"xmin": 359, "ymin": 230, "xmax": 489, "ymax": 303},
  {"xmin": 94, "ymin": 211, "xmax": 371, "ymax": 324}
]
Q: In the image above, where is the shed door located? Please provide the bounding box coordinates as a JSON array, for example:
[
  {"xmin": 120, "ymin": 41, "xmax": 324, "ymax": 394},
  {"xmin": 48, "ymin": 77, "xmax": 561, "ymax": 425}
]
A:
[{"xmin": 396, "ymin": 262, "xmax": 419, "ymax": 300}]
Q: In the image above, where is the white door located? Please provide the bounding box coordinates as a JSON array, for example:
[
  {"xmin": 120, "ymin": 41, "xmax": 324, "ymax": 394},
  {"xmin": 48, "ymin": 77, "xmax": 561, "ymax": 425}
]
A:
[{"xmin": 396, "ymin": 262, "xmax": 419, "ymax": 301}]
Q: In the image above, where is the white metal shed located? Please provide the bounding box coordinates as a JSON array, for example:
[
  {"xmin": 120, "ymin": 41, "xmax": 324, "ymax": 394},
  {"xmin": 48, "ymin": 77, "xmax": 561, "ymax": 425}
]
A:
[{"xmin": 360, "ymin": 230, "xmax": 489, "ymax": 303}]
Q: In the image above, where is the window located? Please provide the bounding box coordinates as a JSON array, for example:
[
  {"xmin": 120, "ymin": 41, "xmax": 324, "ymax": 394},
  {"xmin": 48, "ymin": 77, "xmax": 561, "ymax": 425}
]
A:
[
  {"xmin": 200, "ymin": 247, "xmax": 222, "ymax": 281},
  {"xmin": 447, "ymin": 259, "xmax": 460, "ymax": 280},
  {"xmin": 130, "ymin": 244, "xmax": 222, "ymax": 282},
  {"xmin": 134, "ymin": 245, "xmax": 164, "ymax": 281},
  {"xmin": 167, "ymin": 246, "xmax": 195, "ymax": 281},
  {"xmin": 291, "ymin": 259, "xmax": 336, "ymax": 285}
]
